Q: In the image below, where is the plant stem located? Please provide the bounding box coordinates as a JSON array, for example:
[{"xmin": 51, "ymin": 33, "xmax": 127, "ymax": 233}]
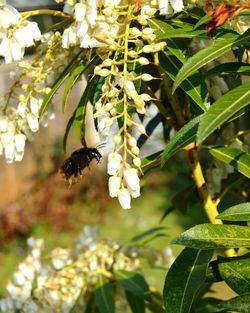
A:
[{"xmin": 21, "ymin": 9, "xmax": 73, "ymax": 20}]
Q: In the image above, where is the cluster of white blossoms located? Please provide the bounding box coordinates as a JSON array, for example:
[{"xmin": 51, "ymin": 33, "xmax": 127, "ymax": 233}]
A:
[
  {"xmin": 0, "ymin": 225, "xmax": 174, "ymax": 312},
  {"xmin": 0, "ymin": 226, "xmax": 140, "ymax": 313},
  {"xmin": 0, "ymin": 0, "xmax": 41, "ymax": 63},
  {"xmin": 0, "ymin": 32, "xmax": 79, "ymax": 163},
  {"xmin": 89, "ymin": 0, "xmax": 184, "ymax": 209}
]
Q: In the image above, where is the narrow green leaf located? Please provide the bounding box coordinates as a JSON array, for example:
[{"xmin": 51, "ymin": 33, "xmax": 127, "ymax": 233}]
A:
[
  {"xmin": 39, "ymin": 50, "xmax": 83, "ymax": 119},
  {"xmin": 173, "ymin": 32, "xmax": 249, "ymax": 92},
  {"xmin": 172, "ymin": 224, "xmax": 250, "ymax": 249},
  {"xmin": 159, "ymin": 52, "xmax": 209, "ymax": 111},
  {"xmin": 197, "ymin": 80, "xmax": 250, "ymax": 144},
  {"xmin": 218, "ymin": 256, "xmax": 250, "ymax": 294},
  {"xmin": 131, "ymin": 226, "xmax": 167, "ymax": 242},
  {"xmin": 161, "ymin": 115, "xmax": 202, "ymax": 166},
  {"xmin": 149, "ymin": 19, "xmax": 207, "ymax": 40},
  {"xmin": 126, "ymin": 291, "xmax": 145, "ymax": 313},
  {"xmin": 116, "ymin": 271, "xmax": 149, "ymax": 298},
  {"xmin": 204, "ymin": 62, "xmax": 250, "ymax": 77},
  {"xmin": 163, "ymin": 247, "xmax": 213, "ymax": 313},
  {"xmin": 216, "ymin": 203, "xmax": 250, "ymax": 221},
  {"xmin": 94, "ymin": 275, "xmax": 115, "ymax": 313},
  {"xmin": 63, "ymin": 75, "xmax": 99, "ymax": 151},
  {"xmin": 209, "ymin": 146, "xmax": 250, "ymax": 179},
  {"xmin": 220, "ymin": 294, "xmax": 250, "ymax": 313}
]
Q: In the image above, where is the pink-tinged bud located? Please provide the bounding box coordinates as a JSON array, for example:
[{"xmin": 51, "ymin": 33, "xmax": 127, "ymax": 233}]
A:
[
  {"xmin": 108, "ymin": 176, "xmax": 121, "ymax": 198},
  {"xmin": 124, "ymin": 168, "xmax": 140, "ymax": 198},
  {"xmin": 107, "ymin": 153, "xmax": 122, "ymax": 175},
  {"xmin": 118, "ymin": 188, "xmax": 131, "ymax": 209}
]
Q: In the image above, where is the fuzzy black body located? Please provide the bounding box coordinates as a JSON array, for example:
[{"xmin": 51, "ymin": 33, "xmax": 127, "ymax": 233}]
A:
[{"xmin": 59, "ymin": 147, "xmax": 102, "ymax": 181}]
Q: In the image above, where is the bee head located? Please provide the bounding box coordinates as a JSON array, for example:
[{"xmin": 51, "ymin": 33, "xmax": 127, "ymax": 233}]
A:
[{"xmin": 89, "ymin": 148, "xmax": 102, "ymax": 163}]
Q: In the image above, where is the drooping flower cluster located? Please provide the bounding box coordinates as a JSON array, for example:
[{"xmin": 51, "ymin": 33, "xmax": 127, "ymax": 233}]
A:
[
  {"xmin": 0, "ymin": 32, "xmax": 79, "ymax": 163},
  {"xmin": 0, "ymin": 0, "xmax": 41, "ymax": 63}
]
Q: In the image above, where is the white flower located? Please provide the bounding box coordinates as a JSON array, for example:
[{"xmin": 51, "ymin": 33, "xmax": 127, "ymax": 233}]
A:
[
  {"xmin": 74, "ymin": 3, "xmax": 86, "ymax": 22},
  {"xmin": 108, "ymin": 176, "xmax": 121, "ymax": 197},
  {"xmin": 107, "ymin": 153, "xmax": 122, "ymax": 175},
  {"xmin": 170, "ymin": 0, "xmax": 184, "ymax": 13},
  {"xmin": 13, "ymin": 272, "xmax": 25, "ymax": 286},
  {"xmin": 29, "ymin": 97, "xmax": 40, "ymax": 116},
  {"xmin": 123, "ymin": 168, "xmax": 140, "ymax": 198},
  {"xmin": 0, "ymin": 37, "xmax": 24, "ymax": 63},
  {"xmin": 0, "ymin": 4, "xmax": 20, "ymax": 29},
  {"xmin": 27, "ymin": 113, "xmax": 39, "ymax": 132},
  {"xmin": 118, "ymin": 188, "xmax": 131, "ymax": 209}
]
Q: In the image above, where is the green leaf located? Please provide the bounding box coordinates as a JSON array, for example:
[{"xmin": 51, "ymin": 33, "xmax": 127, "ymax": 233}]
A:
[
  {"xmin": 131, "ymin": 226, "xmax": 167, "ymax": 242},
  {"xmin": 209, "ymin": 146, "xmax": 250, "ymax": 179},
  {"xmin": 63, "ymin": 75, "xmax": 99, "ymax": 151},
  {"xmin": 161, "ymin": 115, "xmax": 202, "ymax": 166},
  {"xmin": 149, "ymin": 19, "xmax": 207, "ymax": 40},
  {"xmin": 197, "ymin": 80, "xmax": 250, "ymax": 144},
  {"xmin": 218, "ymin": 256, "xmax": 250, "ymax": 295},
  {"xmin": 126, "ymin": 291, "xmax": 145, "ymax": 313},
  {"xmin": 220, "ymin": 294, "xmax": 250, "ymax": 313},
  {"xmin": 163, "ymin": 247, "xmax": 213, "ymax": 313},
  {"xmin": 204, "ymin": 62, "xmax": 250, "ymax": 77},
  {"xmin": 94, "ymin": 275, "xmax": 115, "ymax": 313},
  {"xmin": 39, "ymin": 50, "xmax": 83, "ymax": 119},
  {"xmin": 172, "ymin": 32, "xmax": 250, "ymax": 92},
  {"xmin": 62, "ymin": 55, "xmax": 98, "ymax": 112},
  {"xmin": 216, "ymin": 203, "xmax": 250, "ymax": 221},
  {"xmin": 159, "ymin": 52, "xmax": 209, "ymax": 111},
  {"xmin": 172, "ymin": 224, "xmax": 250, "ymax": 249},
  {"xmin": 116, "ymin": 271, "xmax": 149, "ymax": 298},
  {"xmin": 195, "ymin": 297, "xmax": 223, "ymax": 313}
]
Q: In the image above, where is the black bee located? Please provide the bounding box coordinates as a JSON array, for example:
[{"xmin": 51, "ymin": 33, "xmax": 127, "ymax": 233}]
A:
[{"xmin": 59, "ymin": 146, "xmax": 102, "ymax": 183}]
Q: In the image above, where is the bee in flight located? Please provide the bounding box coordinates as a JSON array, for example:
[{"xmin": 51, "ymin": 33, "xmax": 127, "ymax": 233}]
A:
[{"xmin": 59, "ymin": 144, "xmax": 103, "ymax": 184}]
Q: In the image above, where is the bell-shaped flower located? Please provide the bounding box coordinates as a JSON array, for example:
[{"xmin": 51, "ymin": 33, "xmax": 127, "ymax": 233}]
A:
[
  {"xmin": 118, "ymin": 188, "xmax": 131, "ymax": 209},
  {"xmin": 108, "ymin": 176, "xmax": 121, "ymax": 197},
  {"xmin": 123, "ymin": 168, "xmax": 140, "ymax": 198},
  {"xmin": 107, "ymin": 153, "xmax": 122, "ymax": 175}
]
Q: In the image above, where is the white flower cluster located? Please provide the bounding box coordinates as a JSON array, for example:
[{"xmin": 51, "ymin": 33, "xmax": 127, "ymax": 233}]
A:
[
  {"xmin": 0, "ymin": 226, "xmax": 141, "ymax": 313},
  {"xmin": 0, "ymin": 0, "xmax": 41, "ymax": 63},
  {"xmin": 0, "ymin": 32, "xmax": 79, "ymax": 163},
  {"xmin": 61, "ymin": 0, "xmax": 184, "ymax": 49},
  {"xmin": 91, "ymin": 2, "xmax": 175, "ymax": 209}
]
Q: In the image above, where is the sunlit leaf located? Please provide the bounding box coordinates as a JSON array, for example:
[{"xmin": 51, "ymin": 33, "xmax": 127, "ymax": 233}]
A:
[
  {"xmin": 163, "ymin": 248, "xmax": 213, "ymax": 313},
  {"xmin": 161, "ymin": 115, "xmax": 202, "ymax": 166},
  {"xmin": 173, "ymin": 32, "xmax": 250, "ymax": 92},
  {"xmin": 204, "ymin": 62, "xmax": 250, "ymax": 77},
  {"xmin": 209, "ymin": 146, "xmax": 250, "ymax": 179},
  {"xmin": 218, "ymin": 256, "xmax": 250, "ymax": 294},
  {"xmin": 172, "ymin": 224, "xmax": 250, "ymax": 249},
  {"xmin": 197, "ymin": 81, "xmax": 250, "ymax": 144},
  {"xmin": 216, "ymin": 203, "xmax": 250, "ymax": 221}
]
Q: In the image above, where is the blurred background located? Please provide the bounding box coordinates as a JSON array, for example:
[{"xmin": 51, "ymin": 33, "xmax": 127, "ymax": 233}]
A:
[{"xmin": 0, "ymin": 1, "xmax": 236, "ymax": 300}]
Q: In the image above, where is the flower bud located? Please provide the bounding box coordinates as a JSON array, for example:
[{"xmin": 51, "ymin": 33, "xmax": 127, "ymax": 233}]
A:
[
  {"xmin": 104, "ymin": 102, "xmax": 113, "ymax": 112},
  {"xmin": 141, "ymin": 93, "xmax": 152, "ymax": 101},
  {"xmin": 142, "ymin": 27, "xmax": 154, "ymax": 35},
  {"xmin": 118, "ymin": 188, "xmax": 131, "ymax": 209},
  {"xmin": 130, "ymin": 27, "xmax": 141, "ymax": 37},
  {"xmin": 108, "ymin": 176, "xmax": 121, "ymax": 198},
  {"xmin": 137, "ymin": 124, "xmax": 146, "ymax": 135},
  {"xmin": 128, "ymin": 50, "xmax": 138, "ymax": 58},
  {"xmin": 143, "ymin": 42, "xmax": 166, "ymax": 53},
  {"xmin": 133, "ymin": 157, "xmax": 141, "ymax": 167},
  {"xmin": 141, "ymin": 73, "xmax": 154, "ymax": 81},
  {"xmin": 138, "ymin": 57, "xmax": 149, "ymax": 65},
  {"xmin": 131, "ymin": 146, "xmax": 140, "ymax": 155},
  {"xmin": 128, "ymin": 137, "xmax": 137, "ymax": 147},
  {"xmin": 114, "ymin": 134, "xmax": 122, "ymax": 145},
  {"xmin": 107, "ymin": 153, "xmax": 122, "ymax": 175},
  {"xmin": 102, "ymin": 58, "xmax": 113, "ymax": 67}
]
